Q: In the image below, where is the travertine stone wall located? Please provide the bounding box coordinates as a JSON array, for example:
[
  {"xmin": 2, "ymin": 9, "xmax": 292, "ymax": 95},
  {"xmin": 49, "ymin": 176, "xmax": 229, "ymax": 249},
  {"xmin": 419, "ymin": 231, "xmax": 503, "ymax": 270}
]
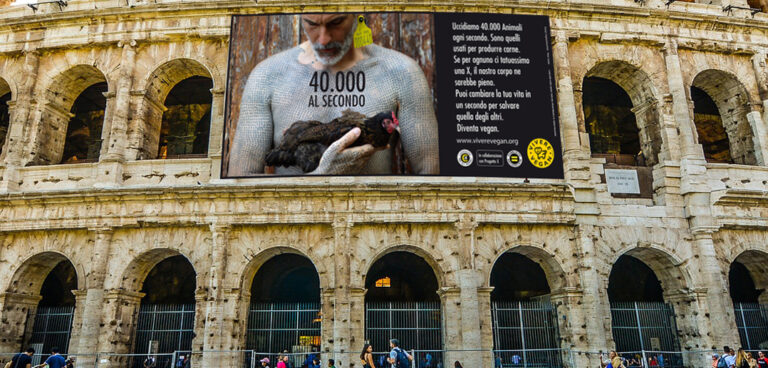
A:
[{"xmin": 0, "ymin": 1, "xmax": 767, "ymax": 368}]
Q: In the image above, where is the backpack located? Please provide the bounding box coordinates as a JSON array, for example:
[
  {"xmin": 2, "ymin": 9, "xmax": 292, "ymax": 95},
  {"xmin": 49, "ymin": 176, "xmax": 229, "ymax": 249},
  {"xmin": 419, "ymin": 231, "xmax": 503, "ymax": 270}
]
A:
[
  {"xmin": 717, "ymin": 357, "xmax": 729, "ymax": 368},
  {"xmin": 393, "ymin": 348, "xmax": 410, "ymax": 368}
]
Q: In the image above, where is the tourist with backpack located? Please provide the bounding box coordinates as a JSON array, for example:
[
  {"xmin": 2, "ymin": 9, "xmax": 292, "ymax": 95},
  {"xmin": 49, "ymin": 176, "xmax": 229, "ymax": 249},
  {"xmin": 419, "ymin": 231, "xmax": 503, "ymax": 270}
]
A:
[
  {"xmin": 718, "ymin": 347, "xmax": 734, "ymax": 368},
  {"xmin": 387, "ymin": 339, "xmax": 413, "ymax": 368},
  {"xmin": 4, "ymin": 347, "xmax": 34, "ymax": 368}
]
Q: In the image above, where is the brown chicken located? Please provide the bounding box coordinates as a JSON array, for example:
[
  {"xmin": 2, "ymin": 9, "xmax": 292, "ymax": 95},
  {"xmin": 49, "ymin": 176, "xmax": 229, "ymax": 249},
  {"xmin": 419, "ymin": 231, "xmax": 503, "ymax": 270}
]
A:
[{"xmin": 265, "ymin": 109, "xmax": 399, "ymax": 173}]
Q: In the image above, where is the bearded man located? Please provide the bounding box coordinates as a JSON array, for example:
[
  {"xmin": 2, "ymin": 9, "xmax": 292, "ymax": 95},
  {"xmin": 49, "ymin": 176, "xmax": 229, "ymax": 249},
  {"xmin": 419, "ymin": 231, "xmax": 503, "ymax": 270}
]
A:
[{"xmin": 229, "ymin": 13, "xmax": 439, "ymax": 176}]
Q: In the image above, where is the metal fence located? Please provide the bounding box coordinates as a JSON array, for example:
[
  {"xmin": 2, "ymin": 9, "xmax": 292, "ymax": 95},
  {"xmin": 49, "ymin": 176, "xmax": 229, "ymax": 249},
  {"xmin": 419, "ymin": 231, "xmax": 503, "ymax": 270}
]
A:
[
  {"xmin": 133, "ymin": 303, "xmax": 195, "ymax": 367},
  {"xmin": 365, "ymin": 301, "xmax": 443, "ymax": 367},
  {"xmin": 245, "ymin": 302, "xmax": 322, "ymax": 359},
  {"xmin": 734, "ymin": 302, "xmax": 768, "ymax": 351},
  {"xmin": 610, "ymin": 302, "xmax": 682, "ymax": 367},
  {"xmin": 29, "ymin": 305, "xmax": 75, "ymax": 358},
  {"xmin": 492, "ymin": 300, "xmax": 562, "ymax": 367}
]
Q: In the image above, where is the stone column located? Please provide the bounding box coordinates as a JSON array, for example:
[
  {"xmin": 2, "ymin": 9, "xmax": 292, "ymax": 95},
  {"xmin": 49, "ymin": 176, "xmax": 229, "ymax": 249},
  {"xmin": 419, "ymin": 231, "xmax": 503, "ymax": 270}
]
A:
[
  {"xmin": 329, "ymin": 218, "xmax": 354, "ymax": 365},
  {"xmin": 552, "ymin": 31, "xmax": 583, "ymax": 155},
  {"xmin": 96, "ymin": 290, "xmax": 144, "ymax": 368},
  {"xmin": 663, "ymin": 40, "xmax": 702, "ymax": 161},
  {"xmin": 62, "ymin": 228, "xmax": 114, "ymax": 367},
  {"xmin": 208, "ymin": 88, "xmax": 225, "ymax": 181},
  {"xmin": 452, "ymin": 219, "xmax": 487, "ymax": 367},
  {"xmin": 102, "ymin": 40, "xmax": 137, "ymax": 163},
  {"xmin": 750, "ymin": 52, "xmax": 768, "ymax": 165},
  {"xmin": 0, "ymin": 50, "xmax": 40, "ymax": 192},
  {"xmin": 0, "ymin": 293, "xmax": 41, "ymax": 353},
  {"xmin": 201, "ymin": 224, "xmax": 244, "ymax": 367},
  {"xmin": 437, "ymin": 287, "xmax": 462, "ymax": 365}
]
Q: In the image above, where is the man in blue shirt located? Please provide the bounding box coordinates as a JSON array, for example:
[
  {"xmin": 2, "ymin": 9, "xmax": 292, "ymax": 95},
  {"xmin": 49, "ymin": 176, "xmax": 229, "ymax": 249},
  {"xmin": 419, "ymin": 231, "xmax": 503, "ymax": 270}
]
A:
[
  {"xmin": 33, "ymin": 347, "xmax": 65, "ymax": 368},
  {"xmin": 7, "ymin": 347, "xmax": 34, "ymax": 368}
]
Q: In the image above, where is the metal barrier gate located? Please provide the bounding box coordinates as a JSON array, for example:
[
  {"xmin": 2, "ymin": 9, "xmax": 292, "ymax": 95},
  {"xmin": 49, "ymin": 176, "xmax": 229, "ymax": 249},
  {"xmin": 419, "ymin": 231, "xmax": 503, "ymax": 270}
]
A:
[
  {"xmin": 246, "ymin": 302, "xmax": 321, "ymax": 367},
  {"xmin": 365, "ymin": 301, "xmax": 443, "ymax": 367},
  {"xmin": 610, "ymin": 302, "xmax": 682, "ymax": 367},
  {"xmin": 133, "ymin": 303, "xmax": 195, "ymax": 368},
  {"xmin": 734, "ymin": 302, "xmax": 768, "ymax": 350},
  {"xmin": 29, "ymin": 305, "xmax": 75, "ymax": 357},
  {"xmin": 491, "ymin": 300, "xmax": 562, "ymax": 367}
]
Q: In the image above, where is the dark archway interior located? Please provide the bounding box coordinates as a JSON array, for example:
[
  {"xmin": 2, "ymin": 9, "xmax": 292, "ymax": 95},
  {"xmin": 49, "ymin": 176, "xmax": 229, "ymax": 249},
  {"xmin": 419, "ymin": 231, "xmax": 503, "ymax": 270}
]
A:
[
  {"xmin": 0, "ymin": 92, "xmax": 10, "ymax": 152},
  {"xmin": 39, "ymin": 260, "xmax": 77, "ymax": 307},
  {"xmin": 490, "ymin": 253, "xmax": 551, "ymax": 301},
  {"xmin": 61, "ymin": 82, "xmax": 107, "ymax": 164},
  {"xmin": 158, "ymin": 76, "xmax": 212, "ymax": 158},
  {"xmin": 730, "ymin": 261, "xmax": 761, "ymax": 303},
  {"xmin": 608, "ymin": 255, "xmax": 664, "ymax": 302},
  {"xmin": 140, "ymin": 255, "xmax": 196, "ymax": 304},
  {"xmin": 250, "ymin": 254, "xmax": 320, "ymax": 303},
  {"xmin": 365, "ymin": 251, "xmax": 439, "ymax": 302},
  {"xmin": 691, "ymin": 86, "xmax": 732, "ymax": 163},
  {"xmin": 583, "ymin": 77, "xmax": 642, "ymax": 163}
]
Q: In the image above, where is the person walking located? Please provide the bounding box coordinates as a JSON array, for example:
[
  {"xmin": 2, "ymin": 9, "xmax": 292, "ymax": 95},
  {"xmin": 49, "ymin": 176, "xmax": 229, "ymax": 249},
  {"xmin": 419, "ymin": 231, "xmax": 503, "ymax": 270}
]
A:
[
  {"xmin": 736, "ymin": 348, "xmax": 750, "ymax": 368},
  {"xmin": 32, "ymin": 347, "xmax": 66, "ymax": 368},
  {"xmin": 387, "ymin": 339, "xmax": 412, "ymax": 368},
  {"xmin": 5, "ymin": 347, "xmax": 34, "ymax": 368},
  {"xmin": 328, "ymin": 359, "xmax": 337, "ymax": 368},
  {"xmin": 142, "ymin": 356, "xmax": 157, "ymax": 368},
  {"xmin": 757, "ymin": 351, "xmax": 768, "ymax": 367},
  {"xmin": 714, "ymin": 354, "xmax": 722, "ymax": 368},
  {"xmin": 360, "ymin": 344, "xmax": 376, "ymax": 368},
  {"xmin": 277, "ymin": 356, "xmax": 287, "ymax": 368},
  {"xmin": 260, "ymin": 357, "xmax": 271, "ymax": 368},
  {"xmin": 453, "ymin": 362, "xmax": 463, "ymax": 368},
  {"xmin": 748, "ymin": 352, "xmax": 758, "ymax": 368}
]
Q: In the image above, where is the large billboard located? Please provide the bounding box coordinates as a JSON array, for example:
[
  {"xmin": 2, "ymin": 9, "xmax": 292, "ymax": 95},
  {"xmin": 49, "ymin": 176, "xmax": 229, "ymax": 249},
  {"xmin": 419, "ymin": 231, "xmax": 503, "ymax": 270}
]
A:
[{"xmin": 222, "ymin": 12, "xmax": 563, "ymax": 179}]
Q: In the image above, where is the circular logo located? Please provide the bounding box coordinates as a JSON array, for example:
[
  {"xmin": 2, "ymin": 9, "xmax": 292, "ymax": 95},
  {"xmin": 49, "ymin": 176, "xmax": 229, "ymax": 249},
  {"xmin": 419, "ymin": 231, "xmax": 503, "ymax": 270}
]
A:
[
  {"xmin": 506, "ymin": 150, "xmax": 523, "ymax": 168},
  {"xmin": 457, "ymin": 149, "xmax": 473, "ymax": 167},
  {"xmin": 526, "ymin": 138, "xmax": 555, "ymax": 169}
]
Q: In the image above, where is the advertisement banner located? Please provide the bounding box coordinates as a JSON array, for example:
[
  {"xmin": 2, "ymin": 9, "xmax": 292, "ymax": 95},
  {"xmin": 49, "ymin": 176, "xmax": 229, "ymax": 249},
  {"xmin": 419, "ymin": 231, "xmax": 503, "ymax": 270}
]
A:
[{"xmin": 222, "ymin": 12, "xmax": 563, "ymax": 179}]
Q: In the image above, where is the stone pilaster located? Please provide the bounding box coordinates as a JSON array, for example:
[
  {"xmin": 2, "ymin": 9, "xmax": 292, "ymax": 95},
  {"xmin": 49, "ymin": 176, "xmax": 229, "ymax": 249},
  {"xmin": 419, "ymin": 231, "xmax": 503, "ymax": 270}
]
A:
[
  {"xmin": 572, "ymin": 226, "xmax": 611, "ymax": 354},
  {"xmin": 0, "ymin": 49, "xmax": 40, "ymax": 192},
  {"xmin": 329, "ymin": 218, "xmax": 354, "ymax": 365},
  {"xmin": 663, "ymin": 40, "xmax": 701, "ymax": 162},
  {"xmin": 750, "ymin": 52, "xmax": 768, "ymax": 166},
  {"xmin": 451, "ymin": 219, "xmax": 486, "ymax": 366},
  {"xmin": 0, "ymin": 292, "xmax": 41, "ymax": 353},
  {"xmin": 102, "ymin": 40, "xmax": 137, "ymax": 163},
  {"xmin": 97, "ymin": 289, "xmax": 144, "ymax": 368}
]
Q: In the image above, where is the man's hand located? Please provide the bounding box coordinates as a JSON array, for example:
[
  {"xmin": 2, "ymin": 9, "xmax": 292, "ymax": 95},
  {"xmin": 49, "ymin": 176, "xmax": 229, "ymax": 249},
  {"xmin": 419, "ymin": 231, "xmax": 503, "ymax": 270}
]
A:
[{"xmin": 311, "ymin": 128, "xmax": 383, "ymax": 175}]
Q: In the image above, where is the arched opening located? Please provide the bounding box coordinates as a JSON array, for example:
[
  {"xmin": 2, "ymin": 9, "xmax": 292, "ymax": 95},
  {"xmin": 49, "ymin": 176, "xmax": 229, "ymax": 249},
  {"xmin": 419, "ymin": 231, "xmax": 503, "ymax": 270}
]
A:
[
  {"xmin": 729, "ymin": 251, "xmax": 768, "ymax": 351},
  {"xmin": 157, "ymin": 76, "xmax": 212, "ymax": 159},
  {"xmin": 583, "ymin": 77, "xmax": 643, "ymax": 165},
  {"xmin": 246, "ymin": 254, "xmax": 321, "ymax": 366},
  {"xmin": 132, "ymin": 255, "xmax": 196, "ymax": 367},
  {"xmin": 0, "ymin": 78, "xmax": 10, "ymax": 157},
  {"xmin": 137, "ymin": 59, "xmax": 212, "ymax": 160},
  {"xmin": 490, "ymin": 252, "xmax": 562, "ymax": 367},
  {"xmin": 1, "ymin": 253, "xmax": 77, "ymax": 366},
  {"xmin": 365, "ymin": 251, "xmax": 442, "ymax": 366},
  {"xmin": 608, "ymin": 254, "xmax": 681, "ymax": 367},
  {"xmin": 33, "ymin": 65, "xmax": 107, "ymax": 166},
  {"xmin": 691, "ymin": 70, "xmax": 757, "ymax": 165},
  {"xmin": 61, "ymin": 82, "xmax": 108, "ymax": 164}
]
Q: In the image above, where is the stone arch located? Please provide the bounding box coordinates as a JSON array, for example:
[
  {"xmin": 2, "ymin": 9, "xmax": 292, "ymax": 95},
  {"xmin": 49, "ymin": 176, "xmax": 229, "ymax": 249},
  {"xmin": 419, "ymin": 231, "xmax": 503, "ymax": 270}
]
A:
[
  {"xmin": 691, "ymin": 69, "xmax": 757, "ymax": 165},
  {"xmin": 32, "ymin": 65, "xmax": 108, "ymax": 165},
  {"xmin": 608, "ymin": 245, "xmax": 692, "ymax": 298},
  {"xmin": 582, "ymin": 60, "xmax": 664, "ymax": 166},
  {"xmin": 486, "ymin": 244, "xmax": 568, "ymax": 293},
  {"xmin": 0, "ymin": 77, "xmax": 11, "ymax": 157},
  {"xmin": 119, "ymin": 248, "xmax": 196, "ymax": 292},
  {"xmin": 730, "ymin": 250, "xmax": 768, "ymax": 303},
  {"xmin": 6, "ymin": 251, "xmax": 82, "ymax": 295},
  {"xmin": 134, "ymin": 58, "xmax": 214, "ymax": 160},
  {"xmin": 362, "ymin": 243, "xmax": 446, "ymax": 290},
  {"xmin": 239, "ymin": 246, "xmax": 325, "ymax": 295}
]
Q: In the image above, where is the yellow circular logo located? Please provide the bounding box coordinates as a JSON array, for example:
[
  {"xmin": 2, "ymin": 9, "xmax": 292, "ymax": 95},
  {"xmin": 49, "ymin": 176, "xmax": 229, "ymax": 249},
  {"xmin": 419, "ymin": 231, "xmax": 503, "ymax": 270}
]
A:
[{"xmin": 527, "ymin": 138, "xmax": 555, "ymax": 169}]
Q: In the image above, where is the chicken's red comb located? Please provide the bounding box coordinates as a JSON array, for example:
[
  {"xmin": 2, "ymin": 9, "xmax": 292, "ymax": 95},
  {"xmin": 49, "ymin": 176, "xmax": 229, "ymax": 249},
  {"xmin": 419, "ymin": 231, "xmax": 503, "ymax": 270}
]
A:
[{"xmin": 392, "ymin": 111, "xmax": 399, "ymax": 126}]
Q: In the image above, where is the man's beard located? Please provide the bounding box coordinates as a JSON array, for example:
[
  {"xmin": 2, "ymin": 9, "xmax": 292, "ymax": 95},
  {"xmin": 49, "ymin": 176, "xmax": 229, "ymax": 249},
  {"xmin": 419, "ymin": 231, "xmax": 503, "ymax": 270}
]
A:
[{"xmin": 309, "ymin": 21, "xmax": 357, "ymax": 66}]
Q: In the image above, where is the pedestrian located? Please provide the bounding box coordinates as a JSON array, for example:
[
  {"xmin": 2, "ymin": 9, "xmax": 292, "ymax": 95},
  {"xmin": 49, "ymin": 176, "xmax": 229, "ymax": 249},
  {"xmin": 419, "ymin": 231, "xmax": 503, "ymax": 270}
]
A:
[
  {"xmin": 387, "ymin": 339, "xmax": 412, "ymax": 368},
  {"xmin": 748, "ymin": 352, "xmax": 758, "ymax": 368},
  {"xmin": 757, "ymin": 352, "xmax": 768, "ymax": 367},
  {"xmin": 277, "ymin": 355, "xmax": 287, "ymax": 368},
  {"xmin": 283, "ymin": 355, "xmax": 293, "ymax": 368},
  {"xmin": 453, "ymin": 362, "xmax": 462, "ymax": 368},
  {"xmin": 32, "ymin": 347, "xmax": 66, "ymax": 368},
  {"xmin": 511, "ymin": 353, "xmax": 521, "ymax": 366},
  {"xmin": 5, "ymin": 347, "xmax": 34, "ymax": 368},
  {"xmin": 714, "ymin": 354, "xmax": 722, "ymax": 368},
  {"xmin": 329, "ymin": 359, "xmax": 337, "ymax": 368},
  {"xmin": 494, "ymin": 355, "xmax": 502, "ymax": 368},
  {"xmin": 305, "ymin": 349, "xmax": 320, "ymax": 368},
  {"xmin": 260, "ymin": 357, "xmax": 271, "ymax": 368},
  {"xmin": 64, "ymin": 356, "xmax": 74, "ymax": 368},
  {"xmin": 719, "ymin": 346, "xmax": 735, "ymax": 368},
  {"xmin": 603, "ymin": 351, "xmax": 624, "ymax": 368},
  {"xmin": 649, "ymin": 356, "xmax": 658, "ymax": 367},
  {"xmin": 310, "ymin": 358, "xmax": 321, "ymax": 368},
  {"xmin": 736, "ymin": 348, "xmax": 750, "ymax": 368},
  {"xmin": 657, "ymin": 354, "xmax": 664, "ymax": 368},
  {"xmin": 360, "ymin": 343, "xmax": 376, "ymax": 368},
  {"xmin": 175, "ymin": 355, "xmax": 185, "ymax": 368}
]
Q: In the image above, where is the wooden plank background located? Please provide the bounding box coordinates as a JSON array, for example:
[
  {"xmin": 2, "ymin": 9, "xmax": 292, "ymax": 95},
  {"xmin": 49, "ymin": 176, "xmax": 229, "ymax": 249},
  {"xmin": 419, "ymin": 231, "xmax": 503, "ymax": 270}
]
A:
[{"xmin": 222, "ymin": 13, "xmax": 436, "ymax": 177}]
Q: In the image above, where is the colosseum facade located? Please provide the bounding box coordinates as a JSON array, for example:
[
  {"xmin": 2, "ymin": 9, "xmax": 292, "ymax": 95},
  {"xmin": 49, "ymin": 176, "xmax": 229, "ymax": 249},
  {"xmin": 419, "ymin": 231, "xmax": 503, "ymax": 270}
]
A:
[{"xmin": 0, "ymin": 0, "xmax": 767, "ymax": 367}]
